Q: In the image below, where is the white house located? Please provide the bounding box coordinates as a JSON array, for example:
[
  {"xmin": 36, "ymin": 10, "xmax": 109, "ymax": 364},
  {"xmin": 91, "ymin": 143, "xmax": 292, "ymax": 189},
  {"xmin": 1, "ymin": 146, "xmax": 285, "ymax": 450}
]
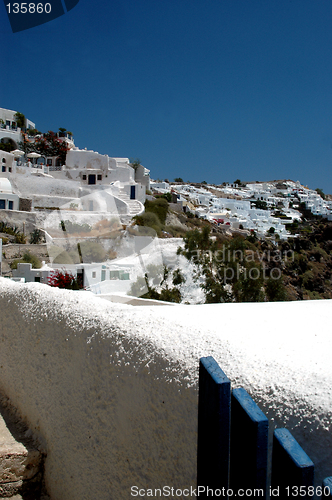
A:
[
  {"xmin": 0, "ymin": 176, "xmax": 19, "ymax": 211},
  {"xmin": 0, "ymin": 107, "xmax": 35, "ymax": 151},
  {"xmin": 11, "ymin": 262, "xmax": 52, "ymax": 284}
]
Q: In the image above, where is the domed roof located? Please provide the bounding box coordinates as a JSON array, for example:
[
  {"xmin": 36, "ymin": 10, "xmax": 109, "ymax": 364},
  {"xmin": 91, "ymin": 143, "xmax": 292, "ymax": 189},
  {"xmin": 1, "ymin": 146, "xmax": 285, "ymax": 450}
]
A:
[{"xmin": 0, "ymin": 178, "xmax": 13, "ymax": 194}]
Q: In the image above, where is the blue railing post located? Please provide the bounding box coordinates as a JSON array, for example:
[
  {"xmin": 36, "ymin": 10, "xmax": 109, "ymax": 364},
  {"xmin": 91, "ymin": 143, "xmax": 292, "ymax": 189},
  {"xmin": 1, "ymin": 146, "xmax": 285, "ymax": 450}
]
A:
[
  {"xmin": 197, "ymin": 356, "xmax": 231, "ymax": 498},
  {"xmin": 271, "ymin": 428, "xmax": 314, "ymax": 499},
  {"xmin": 230, "ymin": 387, "xmax": 269, "ymax": 499},
  {"xmin": 322, "ymin": 477, "xmax": 332, "ymax": 498}
]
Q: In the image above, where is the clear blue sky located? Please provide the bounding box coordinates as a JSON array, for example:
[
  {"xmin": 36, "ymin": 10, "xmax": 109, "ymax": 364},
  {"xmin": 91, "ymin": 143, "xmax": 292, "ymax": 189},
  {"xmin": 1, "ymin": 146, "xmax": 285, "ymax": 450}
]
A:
[{"xmin": 2, "ymin": 0, "xmax": 332, "ymax": 192}]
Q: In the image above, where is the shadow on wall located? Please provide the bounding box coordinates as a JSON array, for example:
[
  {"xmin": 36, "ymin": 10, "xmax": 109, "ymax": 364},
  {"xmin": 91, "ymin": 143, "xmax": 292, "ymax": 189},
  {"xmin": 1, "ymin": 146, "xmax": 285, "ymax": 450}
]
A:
[{"xmin": 0, "ymin": 280, "xmax": 197, "ymax": 500}]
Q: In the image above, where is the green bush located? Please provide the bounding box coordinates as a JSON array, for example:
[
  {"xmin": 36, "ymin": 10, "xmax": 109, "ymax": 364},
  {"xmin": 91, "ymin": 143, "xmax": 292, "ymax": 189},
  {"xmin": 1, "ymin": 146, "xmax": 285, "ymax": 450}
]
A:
[
  {"xmin": 30, "ymin": 229, "xmax": 44, "ymax": 244},
  {"xmin": 14, "ymin": 233, "xmax": 27, "ymax": 244},
  {"xmin": 144, "ymin": 198, "xmax": 169, "ymax": 225},
  {"xmin": 164, "ymin": 225, "xmax": 187, "ymax": 238},
  {"xmin": 10, "ymin": 251, "xmax": 42, "ymax": 269},
  {"xmin": 133, "ymin": 212, "xmax": 162, "ymax": 235},
  {"xmin": 59, "ymin": 220, "xmax": 91, "ymax": 233},
  {"xmin": 78, "ymin": 241, "xmax": 106, "ymax": 263}
]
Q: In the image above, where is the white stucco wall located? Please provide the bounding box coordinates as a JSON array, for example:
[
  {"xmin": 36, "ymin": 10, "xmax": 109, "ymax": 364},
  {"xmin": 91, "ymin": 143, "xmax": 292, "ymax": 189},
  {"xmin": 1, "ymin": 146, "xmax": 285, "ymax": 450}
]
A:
[
  {"xmin": 108, "ymin": 165, "xmax": 135, "ymax": 183},
  {"xmin": 0, "ymin": 280, "xmax": 331, "ymax": 499},
  {"xmin": 66, "ymin": 150, "xmax": 109, "ymax": 173}
]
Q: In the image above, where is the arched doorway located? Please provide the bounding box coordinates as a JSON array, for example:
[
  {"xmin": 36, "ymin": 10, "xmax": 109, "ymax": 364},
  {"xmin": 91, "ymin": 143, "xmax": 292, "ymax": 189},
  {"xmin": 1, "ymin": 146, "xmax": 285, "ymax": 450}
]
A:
[{"xmin": 0, "ymin": 138, "xmax": 18, "ymax": 152}]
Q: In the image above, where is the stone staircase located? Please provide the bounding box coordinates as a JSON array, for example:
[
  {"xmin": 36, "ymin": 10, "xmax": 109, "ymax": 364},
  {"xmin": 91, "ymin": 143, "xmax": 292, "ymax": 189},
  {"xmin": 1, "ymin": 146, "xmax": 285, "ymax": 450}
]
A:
[
  {"xmin": 0, "ymin": 396, "xmax": 48, "ymax": 499},
  {"xmin": 116, "ymin": 190, "xmax": 144, "ymax": 216}
]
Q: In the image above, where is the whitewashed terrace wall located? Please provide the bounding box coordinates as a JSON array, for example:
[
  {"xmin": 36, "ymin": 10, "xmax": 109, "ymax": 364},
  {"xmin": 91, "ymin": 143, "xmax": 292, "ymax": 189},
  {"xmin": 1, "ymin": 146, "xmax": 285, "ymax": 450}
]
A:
[{"xmin": 0, "ymin": 280, "xmax": 331, "ymax": 499}]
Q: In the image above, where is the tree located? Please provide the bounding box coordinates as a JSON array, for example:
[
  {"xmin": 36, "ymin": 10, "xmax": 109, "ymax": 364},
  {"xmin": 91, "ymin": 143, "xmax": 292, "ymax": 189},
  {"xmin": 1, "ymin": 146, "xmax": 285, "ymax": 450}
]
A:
[
  {"xmin": 34, "ymin": 131, "xmax": 69, "ymax": 163},
  {"xmin": 265, "ymin": 275, "xmax": 287, "ymax": 301},
  {"xmin": 315, "ymin": 188, "xmax": 326, "ymax": 200},
  {"xmin": 174, "ymin": 177, "xmax": 183, "ymax": 182},
  {"xmin": 18, "ymin": 130, "xmax": 70, "ymax": 162},
  {"xmin": 252, "ymin": 200, "xmax": 268, "ymax": 210},
  {"xmin": 0, "ymin": 142, "xmax": 15, "ymax": 152},
  {"xmin": 14, "ymin": 112, "xmax": 25, "ymax": 129},
  {"xmin": 129, "ymin": 158, "xmax": 141, "ymax": 170}
]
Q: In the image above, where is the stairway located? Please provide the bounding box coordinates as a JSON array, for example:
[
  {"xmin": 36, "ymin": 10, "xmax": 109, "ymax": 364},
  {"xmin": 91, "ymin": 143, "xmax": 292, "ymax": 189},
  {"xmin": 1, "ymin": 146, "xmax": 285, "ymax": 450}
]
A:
[{"xmin": 116, "ymin": 189, "xmax": 144, "ymax": 216}]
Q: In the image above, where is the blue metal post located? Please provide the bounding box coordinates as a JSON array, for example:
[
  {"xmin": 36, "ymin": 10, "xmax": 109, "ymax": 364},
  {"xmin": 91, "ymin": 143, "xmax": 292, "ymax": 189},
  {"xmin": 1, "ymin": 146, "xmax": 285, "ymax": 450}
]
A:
[
  {"xmin": 322, "ymin": 477, "xmax": 332, "ymax": 498},
  {"xmin": 230, "ymin": 387, "xmax": 269, "ymax": 499},
  {"xmin": 271, "ymin": 428, "xmax": 314, "ymax": 499},
  {"xmin": 197, "ymin": 356, "xmax": 231, "ymax": 498}
]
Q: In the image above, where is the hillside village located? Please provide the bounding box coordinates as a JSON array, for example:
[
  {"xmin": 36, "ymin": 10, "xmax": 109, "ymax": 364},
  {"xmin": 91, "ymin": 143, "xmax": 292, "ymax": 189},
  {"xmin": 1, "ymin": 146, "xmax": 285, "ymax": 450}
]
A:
[{"xmin": 1, "ymin": 106, "xmax": 332, "ymax": 302}]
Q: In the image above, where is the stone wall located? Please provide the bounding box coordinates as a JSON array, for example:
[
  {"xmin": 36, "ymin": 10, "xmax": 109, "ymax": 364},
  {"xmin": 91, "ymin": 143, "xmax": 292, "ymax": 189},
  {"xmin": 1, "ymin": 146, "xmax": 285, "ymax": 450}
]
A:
[{"xmin": 19, "ymin": 198, "xmax": 32, "ymax": 212}]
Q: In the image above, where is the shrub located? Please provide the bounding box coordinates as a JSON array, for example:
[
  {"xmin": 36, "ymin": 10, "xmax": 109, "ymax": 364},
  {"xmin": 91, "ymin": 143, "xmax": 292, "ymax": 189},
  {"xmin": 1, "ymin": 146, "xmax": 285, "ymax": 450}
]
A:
[
  {"xmin": 48, "ymin": 270, "xmax": 80, "ymax": 290},
  {"xmin": 15, "ymin": 232, "xmax": 27, "ymax": 244},
  {"xmin": 10, "ymin": 251, "xmax": 42, "ymax": 269},
  {"xmin": 59, "ymin": 220, "xmax": 91, "ymax": 234},
  {"xmin": 53, "ymin": 251, "xmax": 77, "ymax": 265},
  {"xmin": 144, "ymin": 198, "xmax": 169, "ymax": 225},
  {"xmin": 30, "ymin": 229, "xmax": 44, "ymax": 244},
  {"xmin": 77, "ymin": 241, "xmax": 106, "ymax": 263},
  {"xmin": 164, "ymin": 225, "xmax": 187, "ymax": 238},
  {"xmin": 133, "ymin": 212, "xmax": 162, "ymax": 235}
]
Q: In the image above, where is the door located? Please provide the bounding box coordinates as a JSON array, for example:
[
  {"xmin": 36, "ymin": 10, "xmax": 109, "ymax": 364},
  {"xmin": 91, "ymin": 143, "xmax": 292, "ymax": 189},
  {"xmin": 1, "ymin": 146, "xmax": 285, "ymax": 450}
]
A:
[
  {"xmin": 0, "ymin": 200, "xmax": 5, "ymax": 209},
  {"xmin": 88, "ymin": 174, "xmax": 96, "ymax": 185},
  {"xmin": 130, "ymin": 185, "xmax": 135, "ymax": 199},
  {"xmin": 77, "ymin": 269, "xmax": 84, "ymax": 288}
]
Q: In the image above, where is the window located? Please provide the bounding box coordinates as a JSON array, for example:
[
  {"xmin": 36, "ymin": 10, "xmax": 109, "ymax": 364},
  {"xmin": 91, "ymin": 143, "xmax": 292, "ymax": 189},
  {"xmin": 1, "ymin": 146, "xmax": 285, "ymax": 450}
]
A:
[
  {"xmin": 8, "ymin": 201, "xmax": 13, "ymax": 210},
  {"xmin": 82, "ymin": 174, "xmax": 87, "ymax": 180},
  {"xmin": 110, "ymin": 270, "xmax": 120, "ymax": 280},
  {"xmin": 8, "ymin": 167, "xmax": 11, "ymax": 173},
  {"xmin": 92, "ymin": 271, "xmax": 96, "ymax": 279},
  {"xmin": 47, "ymin": 159, "xmax": 53, "ymax": 166},
  {"xmin": 2, "ymin": 166, "xmax": 6, "ymax": 172},
  {"xmin": 97, "ymin": 174, "xmax": 102, "ymax": 181},
  {"xmin": 2, "ymin": 158, "xmax": 6, "ymax": 163}
]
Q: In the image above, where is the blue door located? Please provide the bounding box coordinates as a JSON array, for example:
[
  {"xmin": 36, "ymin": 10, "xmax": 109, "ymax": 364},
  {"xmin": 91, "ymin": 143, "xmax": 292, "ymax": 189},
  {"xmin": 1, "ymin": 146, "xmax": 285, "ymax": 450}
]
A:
[
  {"xmin": 130, "ymin": 185, "xmax": 135, "ymax": 199},
  {"xmin": 0, "ymin": 200, "xmax": 5, "ymax": 209}
]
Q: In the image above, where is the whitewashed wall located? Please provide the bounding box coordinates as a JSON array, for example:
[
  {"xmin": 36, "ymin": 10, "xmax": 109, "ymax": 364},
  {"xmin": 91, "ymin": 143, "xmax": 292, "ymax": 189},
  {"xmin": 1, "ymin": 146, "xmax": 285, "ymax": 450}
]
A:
[{"xmin": 0, "ymin": 280, "xmax": 331, "ymax": 499}]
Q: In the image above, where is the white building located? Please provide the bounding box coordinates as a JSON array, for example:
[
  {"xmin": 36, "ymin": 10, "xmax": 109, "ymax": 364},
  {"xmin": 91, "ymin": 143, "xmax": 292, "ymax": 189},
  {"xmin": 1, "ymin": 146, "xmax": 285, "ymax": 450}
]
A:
[
  {"xmin": 0, "ymin": 107, "xmax": 35, "ymax": 151},
  {"xmin": 11, "ymin": 262, "xmax": 52, "ymax": 283},
  {"xmin": 0, "ymin": 176, "xmax": 19, "ymax": 211}
]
